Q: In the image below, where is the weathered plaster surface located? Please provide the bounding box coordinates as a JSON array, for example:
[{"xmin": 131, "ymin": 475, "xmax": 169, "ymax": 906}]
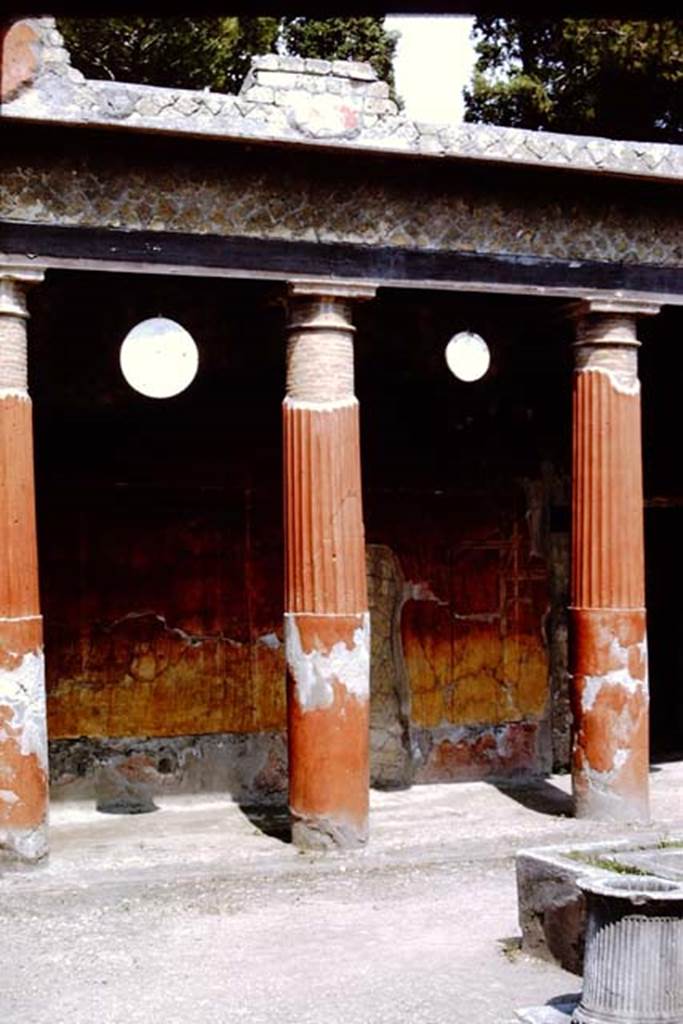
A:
[
  {"xmin": 577, "ymin": 365, "xmax": 640, "ymax": 397},
  {"xmin": 0, "ymin": 388, "xmax": 29, "ymax": 401},
  {"xmin": 47, "ymin": 610, "xmax": 287, "ymax": 739},
  {"xmin": 283, "ymin": 396, "xmax": 358, "ymax": 412},
  {"xmin": 571, "ymin": 610, "xmax": 649, "ymax": 812},
  {"xmin": 402, "ymin": 519, "xmax": 550, "ymax": 733},
  {"xmin": 0, "ymin": 649, "xmax": 47, "ymax": 764},
  {"xmin": 285, "ymin": 612, "xmax": 370, "ymax": 710},
  {"xmin": 0, "ymin": 648, "xmax": 48, "ymax": 859},
  {"xmin": 2, "ymin": 19, "xmax": 682, "ymax": 184},
  {"xmin": 579, "ymin": 635, "xmax": 647, "ymax": 709},
  {"xmin": 49, "ymin": 731, "xmax": 289, "ymax": 807},
  {"xmin": 575, "ymin": 343, "xmax": 640, "ymax": 396},
  {"xmin": 413, "ymin": 720, "xmax": 546, "ymax": 783}
]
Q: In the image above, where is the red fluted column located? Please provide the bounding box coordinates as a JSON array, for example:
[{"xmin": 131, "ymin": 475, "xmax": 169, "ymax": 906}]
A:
[
  {"xmin": 0, "ymin": 265, "xmax": 49, "ymax": 863},
  {"xmin": 570, "ymin": 299, "xmax": 659, "ymax": 822},
  {"xmin": 283, "ymin": 280, "xmax": 375, "ymax": 850}
]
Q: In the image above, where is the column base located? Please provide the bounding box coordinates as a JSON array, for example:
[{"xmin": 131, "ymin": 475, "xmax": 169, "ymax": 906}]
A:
[
  {"xmin": 573, "ymin": 787, "xmax": 651, "ymax": 825},
  {"xmin": 291, "ymin": 813, "xmax": 368, "ymax": 852},
  {"xmin": 0, "ymin": 822, "xmax": 48, "ymax": 864},
  {"xmin": 286, "ymin": 612, "xmax": 370, "ymax": 852},
  {"xmin": 570, "ymin": 608, "xmax": 650, "ymax": 824}
]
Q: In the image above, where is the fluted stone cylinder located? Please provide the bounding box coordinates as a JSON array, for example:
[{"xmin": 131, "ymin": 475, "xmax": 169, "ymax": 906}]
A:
[
  {"xmin": 570, "ymin": 299, "xmax": 659, "ymax": 823},
  {"xmin": 283, "ymin": 280, "xmax": 375, "ymax": 851},
  {"xmin": 574, "ymin": 875, "xmax": 683, "ymax": 1024}
]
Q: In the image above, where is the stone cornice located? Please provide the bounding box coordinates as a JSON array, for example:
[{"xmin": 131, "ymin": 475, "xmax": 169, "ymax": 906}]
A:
[{"xmin": 2, "ymin": 17, "xmax": 682, "ymax": 186}]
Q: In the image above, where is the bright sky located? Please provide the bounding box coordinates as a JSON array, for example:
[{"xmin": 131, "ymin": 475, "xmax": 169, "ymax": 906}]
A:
[{"xmin": 384, "ymin": 15, "xmax": 477, "ymax": 124}]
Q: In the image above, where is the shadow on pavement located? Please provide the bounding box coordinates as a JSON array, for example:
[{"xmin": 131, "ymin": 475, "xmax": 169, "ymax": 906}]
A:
[
  {"xmin": 238, "ymin": 803, "xmax": 292, "ymax": 843},
  {"xmin": 489, "ymin": 778, "xmax": 574, "ymax": 818}
]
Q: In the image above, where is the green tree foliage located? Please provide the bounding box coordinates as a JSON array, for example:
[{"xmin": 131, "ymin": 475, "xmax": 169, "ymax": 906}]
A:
[
  {"xmin": 57, "ymin": 17, "xmax": 280, "ymax": 94},
  {"xmin": 464, "ymin": 19, "xmax": 683, "ymax": 143},
  {"xmin": 57, "ymin": 16, "xmax": 398, "ymax": 96},
  {"xmin": 281, "ymin": 17, "xmax": 398, "ymax": 94}
]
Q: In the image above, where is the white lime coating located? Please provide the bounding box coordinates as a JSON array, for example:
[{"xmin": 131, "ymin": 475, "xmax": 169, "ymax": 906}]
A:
[
  {"xmin": 0, "ymin": 648, "xmax": 48, "ymax": 769},
  {"xmin": 575, "ymin": 342, "xmax": 640, "ymax": 396},
  {"xmin": 0, "ymin": 388, "xmax": 30, "ymax": 401},
  {"xmin": 0, "ymin": 822, "xmax": 48, "ymax": 861},
  {"xmin": 283, "ymin": 395, "xmax": 358, "ymax": 412},
  {"xmin": 581, "ymin": 637, "xmax": 648, "ymax": 712},
  {"xmin": 578, "ymin": 366, "xmax": 641, "ymax": 397},
  {"xmin": 285, "ymin": 612, "xmax": 370, "ymax": 710}
]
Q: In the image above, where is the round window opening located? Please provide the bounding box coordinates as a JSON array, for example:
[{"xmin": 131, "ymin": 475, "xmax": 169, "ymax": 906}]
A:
[
  {"xmin": 120, "ymin": 317, "xmax": 199, "ymax": 398},
  {"xmin": 445, "ymin": 331, "xmax": 490, "ymax": 382}
]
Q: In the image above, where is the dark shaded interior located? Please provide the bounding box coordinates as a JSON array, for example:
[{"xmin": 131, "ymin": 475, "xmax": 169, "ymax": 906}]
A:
[{"xmin": 27, "ymin": 270, "xmax": 683, "ymax": 772}]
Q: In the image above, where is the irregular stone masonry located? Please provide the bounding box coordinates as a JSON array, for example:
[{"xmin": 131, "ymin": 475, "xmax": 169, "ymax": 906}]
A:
[
  {"xmin": 2, "ymin": 17, "xmax": 682, "ymax": 184},
  {"xmin": 3, "ymin": 123, "xmax": 683, "ymax": 270}
]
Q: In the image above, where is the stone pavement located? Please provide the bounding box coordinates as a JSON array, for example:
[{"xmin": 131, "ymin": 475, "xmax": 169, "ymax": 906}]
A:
[{"xmin": 1, "ymin": 761, "xmax": 682, "ymax": 1024}]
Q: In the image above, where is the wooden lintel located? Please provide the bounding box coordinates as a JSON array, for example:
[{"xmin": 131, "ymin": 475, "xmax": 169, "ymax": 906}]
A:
[{"xmin": 1, "ymin": 222, "xmax": 682, "ymax": 306}]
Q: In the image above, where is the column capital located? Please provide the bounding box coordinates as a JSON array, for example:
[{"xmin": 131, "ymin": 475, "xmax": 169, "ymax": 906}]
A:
[
  {"xmin": 568, "ymin": 297, "xmax": 660, "ymax": 352},
  {"xmin": 287, "ymin": 278, "xmax": 377, "ymax": 303},
  {"xmin": 0, "ymin": 265, "xmax": 45, "ymax": 319},
  {"xmin": 566, "ymin": 297, "xmax": 661, "ymax": 321}
]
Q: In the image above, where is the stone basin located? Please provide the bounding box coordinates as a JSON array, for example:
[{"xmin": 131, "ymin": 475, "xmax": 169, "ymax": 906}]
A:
[
  {"xmin": 573, "ymin": 875, "xmax": 683, "ymax": 1024},
  {"xmin": 516, "ymin": 834, "xmax": 683, "ymax": 974}
]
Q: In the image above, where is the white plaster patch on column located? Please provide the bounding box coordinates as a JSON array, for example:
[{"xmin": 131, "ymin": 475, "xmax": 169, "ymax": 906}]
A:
[
  {"xmin": 0, "ymin": 649, "xmax": 48, "ymax": 770},
  {"xmin": 285, "ymin": 612, "xmax": 370, "ymax": 711},
  {"xmin": 0, "ymin": 789, "xmax": 19, "ymax": 804},
  {"xmin": 574, "ymin": 341, "xmax": 640, "ymax": 396},
  {"xmin": 581, "ymin": 636, "xmax": 648, "ymax": 712},
  {"xmin": 585, "ymin": 746, "xmax": 635, "ymax": 794},
  {"xmin": 0, "ymin": 387, "xmax": 30, "ymax": 401},
  {"xmin": 581, "ymin": 672, "xmax": 647, "ymax": 711},
  {"xmin": 610, "ymin": 747, "xmax": 630, "ymax": 774},
  {"xmin": 577, "ymin": 366, "xmax": 640, "ymax": 397},
  {"xmin": 283, "ymin": 395, "xmax": 358, "ymax": 413},
  {"xmin": 0, "ymin": 823, "xmax": 48, "ymax": 862}
]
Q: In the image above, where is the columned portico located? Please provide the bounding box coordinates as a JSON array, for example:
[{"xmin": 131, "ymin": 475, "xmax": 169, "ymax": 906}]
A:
[
  {"xmin": 283, "ymin": 280, "xmax": 374, "ymax": 850},
  {"xmin": 570, "ymin": 299, "xmax": 659, "ymax": 823},
  {"xmin": 0, "ymin": 265, "xmax": 49, "ymax": 862}
]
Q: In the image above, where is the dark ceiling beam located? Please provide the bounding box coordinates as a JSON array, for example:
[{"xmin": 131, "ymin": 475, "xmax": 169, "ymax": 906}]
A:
[{"xmin": 2, "ymin": 222, "xmax": 682, "ymax": 305}]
